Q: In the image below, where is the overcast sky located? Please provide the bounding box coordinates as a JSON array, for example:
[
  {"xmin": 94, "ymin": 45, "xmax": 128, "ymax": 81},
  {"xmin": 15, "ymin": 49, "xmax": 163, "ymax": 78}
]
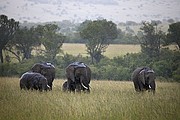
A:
[{"xmin": 0, "ymin": 0, "xmax": 180, "ymax": 23}]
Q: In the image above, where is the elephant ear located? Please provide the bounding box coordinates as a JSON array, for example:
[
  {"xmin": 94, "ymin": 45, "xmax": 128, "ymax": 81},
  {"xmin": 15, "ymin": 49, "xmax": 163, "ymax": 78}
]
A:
[
  {"xmin": 31, "ymin": 63, "xmax": 42, "ymax": 73},
  {"xmin": 139, "ymin": 69, "xmax": 146, "ymax": 85},
  {"xmin": 41, "ymin": 64, "xmax": 52, "ymax": 75}
]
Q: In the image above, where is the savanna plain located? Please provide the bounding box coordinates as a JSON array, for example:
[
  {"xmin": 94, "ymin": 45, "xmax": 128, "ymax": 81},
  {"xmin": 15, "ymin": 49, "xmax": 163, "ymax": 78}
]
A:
[
  {"xmin": 0, "ymin": 77, "xmax": 179, "ymax": 120},
  {"xmin": 61, "ymin": 43, "xmax": 178, "ymax": 58}
]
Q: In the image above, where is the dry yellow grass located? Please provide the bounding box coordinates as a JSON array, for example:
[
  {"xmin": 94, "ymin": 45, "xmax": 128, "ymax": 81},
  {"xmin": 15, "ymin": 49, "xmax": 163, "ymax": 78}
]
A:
[
  {"xmin": 104, "ymin": 44, "xmax": 140, "ymax": 58},
  {"xmin": 62, "ymin": 43, "xmax": 88, "ymax": 56},
  {"xmin": 62, "ymin": 43, "xmax": 141, "ymax": 58},
  {"xmin": 0, "ymin": 77, "xmax": 180, "ymax": 120},
  {"xmin": 62, "ymin": 43, "xmax": 178, "ymax": 58}
]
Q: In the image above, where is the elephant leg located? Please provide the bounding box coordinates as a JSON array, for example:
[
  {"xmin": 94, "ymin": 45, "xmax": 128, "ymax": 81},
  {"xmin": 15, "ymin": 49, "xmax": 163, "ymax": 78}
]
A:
[
  {"xmin": 29, "ymin": 82, "xmax": 34, "ymax": 91},
  {"xmin": 133, "ymin": 81, "xmax": 140, "ymax": 92},
  {"xmin": 67, "ymin": 79, "xmax": 71, "ymax": 92},
  {"xmin": 75, "ymin": 83, "xmax": 81, "ymax": 93},
  {"xmin": 138, "ymin": 80, "xmax": 145, "ymax": 91},
  {"xmin": 20, "ymin": 83, "xmax": 27, "ymax": 90},
  {"xmin": 67, "ymin": 79, "xmax": 75, "ymax": 93},
  {"xmin": 70, "ymin": 83, "xmax": 76, "ymax": 92}
]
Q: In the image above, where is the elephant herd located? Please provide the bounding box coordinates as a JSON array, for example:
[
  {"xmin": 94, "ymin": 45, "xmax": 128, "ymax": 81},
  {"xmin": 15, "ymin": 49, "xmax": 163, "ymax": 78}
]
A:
[
  {"xmin": 20, "ymin": 62, "xmax": 156, "ymax": 93},
  {"xmin": 20, "ymin": 62, "xmax": 55, "ymax": 91}
]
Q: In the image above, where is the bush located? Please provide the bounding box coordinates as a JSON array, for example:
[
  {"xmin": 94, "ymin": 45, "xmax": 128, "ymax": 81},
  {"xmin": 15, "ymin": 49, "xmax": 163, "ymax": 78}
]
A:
[
  {"xmin": 152, "ymin": 60, "xmax": 173, "ymax": 78},
  {"xmin": 172, "ymin": 67, "xmax": 180, "ymax": 82},
  {"xmin": 0, "ymin": 63, "xmax": 18, "ymax": 76},
  {"xmin": 1, "ymin": 49, "xmax": 179, "ymax": 82}
]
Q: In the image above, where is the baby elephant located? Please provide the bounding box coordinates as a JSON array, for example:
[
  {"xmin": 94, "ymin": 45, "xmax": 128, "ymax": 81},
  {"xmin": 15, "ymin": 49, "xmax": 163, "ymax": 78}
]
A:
[
  {"xmin": 20, "ymin": 72, "xmax": 50, "ymax": 91},
  {"xmin": 62, "ymin": 81, "xmax": 75, "ymax": 92}
]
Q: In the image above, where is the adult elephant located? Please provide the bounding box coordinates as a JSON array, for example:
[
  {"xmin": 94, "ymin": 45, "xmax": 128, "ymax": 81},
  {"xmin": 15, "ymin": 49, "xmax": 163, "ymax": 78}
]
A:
[
  {"xmin": 131, "ymin": 67, "xmax": 156, "ymax": 93},
  {"xmin": 31, "ymin": 62, "xmax": 55, "ymax": 90},
  {"xmin": 20, "ymin": 72, "xmax": 50, "ymax": 91},
  {"xmin": 65, "ymin": 62, "xmax": 91, "ymax": 93}
]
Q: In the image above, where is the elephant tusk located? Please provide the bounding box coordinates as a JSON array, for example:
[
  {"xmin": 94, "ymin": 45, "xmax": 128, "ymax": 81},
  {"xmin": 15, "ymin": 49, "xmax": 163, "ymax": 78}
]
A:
[
  {"xmin": 147, "ymin": 70, "xmax": 154, "ymax": 73},
  {"xmin": 81, "ymin": 83, "xmax": 88, "ymax": 90},
  {"xmin": 139, "ymin": 69, "xmax": 145, "ymax": 74},
  {"xmin": 47, "ymin": 85, "xmax": 50, "ymax": 89}
]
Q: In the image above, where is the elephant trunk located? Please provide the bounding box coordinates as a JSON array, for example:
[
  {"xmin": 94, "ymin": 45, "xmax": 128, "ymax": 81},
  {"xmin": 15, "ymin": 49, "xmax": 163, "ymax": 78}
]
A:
[{"xmin": 80, "ymin": 73, "xmax": 89, "ymax": 90}]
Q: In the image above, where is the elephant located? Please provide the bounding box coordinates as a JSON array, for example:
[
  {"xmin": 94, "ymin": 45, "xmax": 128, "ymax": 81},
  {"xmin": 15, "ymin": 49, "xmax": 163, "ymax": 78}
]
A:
[
  {"xmin": 31, "ymin": 62, "xmax": 55, "ymax": 90},
  {"xmin": 62, "ymin": 81, "xmax": 75, "ymax": 92},
  {"xmin": 65, "ymin": 62, "xmax": 91, "ymax": 93},
  {"xmin": 131, "ymin": 67, "xmax": 156, "ymax": 93},
  {"xmin": 20, "ymin": 72, "xmax": 50, "ymax": 91}
]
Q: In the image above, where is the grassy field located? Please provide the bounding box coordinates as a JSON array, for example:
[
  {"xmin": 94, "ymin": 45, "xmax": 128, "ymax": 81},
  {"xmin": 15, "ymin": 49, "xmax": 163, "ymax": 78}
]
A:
[
  {"xmin": 0, "ymin": 77, "xmax": 180, "ymax": 120},
  {"xmin": 61, "ymin": 43, "xmax": 178, "ymax": 58},
  {"xmin": 62, "ymin": 43, "xmax": 141, "ymax": 58}
]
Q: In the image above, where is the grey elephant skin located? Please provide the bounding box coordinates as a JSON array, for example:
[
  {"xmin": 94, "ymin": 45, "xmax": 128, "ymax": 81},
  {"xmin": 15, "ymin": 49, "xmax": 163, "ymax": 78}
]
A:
[
  {"xmin": 65, "ymin": 62, "xmax": 91, "ymax": 93},
  {"xmin": 62, "ymin": 81, "xmax": 75, "ymax": 92},
  {"xmin": 20, "ymin": 72, "xmax": 50, "ymax": 91},
  {"xmin": 131, "ymin": 67, "xmax": 156, "ymax": 93},
  {"xmin": 31, "ymin": 63, "xmax": 55, "ymax": 90}
]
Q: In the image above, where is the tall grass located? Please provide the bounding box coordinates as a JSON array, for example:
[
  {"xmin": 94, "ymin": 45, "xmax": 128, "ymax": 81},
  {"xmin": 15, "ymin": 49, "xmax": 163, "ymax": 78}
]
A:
[{"xmin": 0, "ymin": 77, "xmax": 179, "ymax": 120}]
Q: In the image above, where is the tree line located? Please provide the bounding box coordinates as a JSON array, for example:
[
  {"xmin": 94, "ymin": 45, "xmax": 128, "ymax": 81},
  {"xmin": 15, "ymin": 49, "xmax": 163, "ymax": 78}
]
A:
[{"xmin": 0, "ymin": 14, "xmax": 179, "ymax": 81}]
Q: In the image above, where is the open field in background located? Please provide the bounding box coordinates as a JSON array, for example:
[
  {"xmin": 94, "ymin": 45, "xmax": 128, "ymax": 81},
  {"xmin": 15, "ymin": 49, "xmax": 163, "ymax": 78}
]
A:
[
  {"xmin": 5, "ymin": 43, "xmax": 178, "ymax": 61},
  {"xmin": 62, "ymin": 43, "xmax": 141, "ymax": 58},
  {"xmin": 104, "ymin": 44, "xmax": 140, "ymax": 58},
  {"xmin": 0, "ymin": 77, "xmax": 180, "ymax": 120},
  {"xmin": 62, "ymin": 43, "xmax": 178, "ymax": 58}
]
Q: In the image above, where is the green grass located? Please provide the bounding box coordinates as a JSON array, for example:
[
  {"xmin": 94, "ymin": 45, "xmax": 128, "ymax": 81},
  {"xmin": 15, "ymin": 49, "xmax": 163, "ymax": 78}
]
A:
[{"xmin": 0, "ymin": 77, "xmax": 180, "ymax": 120}]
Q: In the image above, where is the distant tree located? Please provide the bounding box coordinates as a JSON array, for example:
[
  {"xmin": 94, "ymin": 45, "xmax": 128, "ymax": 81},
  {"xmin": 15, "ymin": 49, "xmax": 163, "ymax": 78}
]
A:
[
  {"xmin": 36, "ymin": 24, "xmax": 66, "ymax": 62},
  {"xmin": 165, "ymin": 22, "xmax": 180, "ymax": 49},
  {"xmin": 6, "ymin": 27, "xmax": 40, "ymax": 61},
  {"xmin": 138, "ymin": 22, "xmax": 165, "ymax": 60},
  {"xmin": 0, "ymin": 15, "xmax": 19, "ymax": 63},
  {"xmin": 151, "ymin": 20, "xmax": 162, "ymax": 26},
  {"xmin": 167, "ymin": 19, "xmax": 175, "ymax": 23},
  {"xmin": 80, "ymin": 19, "xmax": 118, "ymax": 64},
  {"xmin": 126, "ymin": 21, "xmax": 138, "ymax": 26},
  {"xmin": 126, "ymin": 26, "xmax": 134, "ymax": 34}
]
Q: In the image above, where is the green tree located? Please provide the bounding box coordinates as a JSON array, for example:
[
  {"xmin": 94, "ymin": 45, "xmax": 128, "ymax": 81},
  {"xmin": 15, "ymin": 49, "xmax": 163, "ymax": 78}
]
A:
[
  {"xmin": 138, "ymin": 22, "xmax": 165, "ymax": 60},
  {"xmin": 165, "ymin": 22, "xmax": 180, "ymax": 49},
  {"xmin": 0, "ymin": 15, "xmax": 19, "ymax": 63},
  {"xmin": 6, "ymin": 27, "xmax": 40, "ymax": 61},
  {"xmin": 80, "ymin": 19, "xmax": 118, "ymax": 64},
  {"xmin": 36, "ymin": 24, "xmax": 65, "ymax": 62}
]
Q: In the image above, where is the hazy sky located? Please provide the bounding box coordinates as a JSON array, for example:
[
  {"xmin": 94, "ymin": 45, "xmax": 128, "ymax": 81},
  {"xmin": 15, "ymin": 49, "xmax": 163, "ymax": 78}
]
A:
[{"xmin": 0, "ymin": 0, "xmax": 180, "ymax": 23}]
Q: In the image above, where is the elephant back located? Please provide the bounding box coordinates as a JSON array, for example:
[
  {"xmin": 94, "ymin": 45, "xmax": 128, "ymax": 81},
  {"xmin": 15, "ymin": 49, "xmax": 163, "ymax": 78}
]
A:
[
  {"xmin": 131, "ymin": 67, "xmax": 144, "ymax": 81},
  {"xmin": 31, "ymin": 63, "xmax": 55, "ymax": 80},
  {"xmin": 20, "ymin": 72, "xmax": 48, "ymax": 90}
]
